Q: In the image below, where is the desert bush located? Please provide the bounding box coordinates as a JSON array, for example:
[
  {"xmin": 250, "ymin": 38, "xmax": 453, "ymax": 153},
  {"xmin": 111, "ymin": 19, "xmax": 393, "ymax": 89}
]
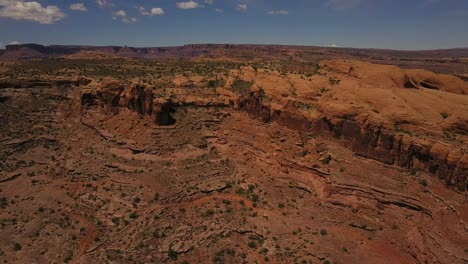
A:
[{"xmin": 231, "ymin": 79, "xmax": 253, "ymax": 96}]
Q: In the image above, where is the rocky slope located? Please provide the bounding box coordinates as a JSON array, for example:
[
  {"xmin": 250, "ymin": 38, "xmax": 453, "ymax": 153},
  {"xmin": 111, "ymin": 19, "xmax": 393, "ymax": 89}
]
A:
[
  {"xmin": 1, "ymin": 56, "xmax": 467, "ymax": 264},
  {"xmin": 81, "ymin": 60, "xmax": 468, "ymax": 191}
]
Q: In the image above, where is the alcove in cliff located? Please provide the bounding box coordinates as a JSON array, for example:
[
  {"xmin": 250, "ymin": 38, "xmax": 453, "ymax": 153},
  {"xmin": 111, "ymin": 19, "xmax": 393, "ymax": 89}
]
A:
[{"xmin": 156, "ymin": 105, "xmax": 176, "ymax": 126}]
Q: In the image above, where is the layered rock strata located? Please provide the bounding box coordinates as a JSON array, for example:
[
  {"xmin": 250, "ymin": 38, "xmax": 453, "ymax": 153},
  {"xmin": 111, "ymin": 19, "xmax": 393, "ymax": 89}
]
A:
[{"xmin": 81, "ymin": 76, "xmax": 467, "ymax": 191}]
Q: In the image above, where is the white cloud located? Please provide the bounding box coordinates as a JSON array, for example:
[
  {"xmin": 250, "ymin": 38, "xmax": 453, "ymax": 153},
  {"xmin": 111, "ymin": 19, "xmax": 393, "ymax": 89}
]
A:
[
  {"xmin": 138, "ymin": 6, "xmax": 150, "ymax": 15},
  {"xmin": 151, "ymin": 8, "xmax": 165, "ymax": 15},
  {"xmin": 176, "ymin": 1, "xmax": 201, "ymax": 9},
  {"xmin": 236, "ymin": 4, "xmax": 247, "ymax": 11},
  {"xmin": 123, "ymin": 17, "xmax": 136, "ymax": 23},
  {"xmin": 0, "ymin": 0, "xmax": 65, "ymax": 24},
  {"xmin": 139, "ymin": 6, "xmax": 165, "ymax": 16},
  {"xmin": 328, "ymin": 44, "xmax": 339, "ymax": 48},
  {"xmin": 114, "ymin": 10, "xmax": 125, "ymax": 16},
  {"xmin": 267, "ymin": 10, "xmax": 288, "ymax": 15},
  {"xmin": 215, "ymin": 8, "xmax": 223, "ymax": 13},
  {"xmin": 112, "ymin": 10, "xmax": 137, "ymax": 23},
  {"xmin": 9, "ymin": 41, "xmax": 21, "ymax": 45},
  {"xmin": 204, "ymin": 0, "xmax": 213, "ymax": 4},
  {"xmin": 96, "ymin": 0, "xmax": 113, "ymax": 8},
  {"xmin": 324, "ymin": 0, "xmax": 364, "ymax": 10},
  {"xmin": 70, "ymin": 3, "xmax": 87, "ymax": 12}
]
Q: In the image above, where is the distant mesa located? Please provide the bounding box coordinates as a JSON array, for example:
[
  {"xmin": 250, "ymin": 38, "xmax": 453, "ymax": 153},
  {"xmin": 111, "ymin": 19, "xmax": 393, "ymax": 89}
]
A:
[{"xmin": 2, "ymin": 43, "xmax": 468, "ymax": 61}]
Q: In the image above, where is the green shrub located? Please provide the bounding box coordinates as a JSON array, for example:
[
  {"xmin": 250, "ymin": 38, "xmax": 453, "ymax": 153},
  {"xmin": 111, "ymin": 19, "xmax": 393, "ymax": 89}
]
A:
[
  {"xmin": 208, "ymin": 80, "xmax": 218, "ymax": 88},
  {"xmin": 13, "ymin": 243, "xmax": 22, "ymax": 251},
  {"xmin": 129, "ymin": 212, "xmax": 139, "ymax": 219},
  {"xmin": 329, "ymin": 77, "xmax": 341, "ymax": 85},
  {"xmin": 168, "ymin": 248, "xmax": 178, "ymax": 260},
  {"xmin": 419, "ymin": 178, "xmax": 428, "ymax": 187},
  {"xmin": 248, "ymin": 241, "xmax": 257, "ymax": 249},
  {"xmin": 231, "ymin": 79, "xmax": 253, "ymax": 96}
]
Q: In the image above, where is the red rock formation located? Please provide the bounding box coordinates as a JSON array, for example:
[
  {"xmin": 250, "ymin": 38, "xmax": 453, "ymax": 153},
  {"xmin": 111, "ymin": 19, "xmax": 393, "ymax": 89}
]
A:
[
  {"xmin": 81, "ymin": 68, "xmax": 467, "ymax": 192},
  {"xmin": 239, "ymin": 92, "xmax": 467, "ymax": 191},
  {"xmin": 81, "ymin": 79, "xmax": 232, "ymax": 125}
]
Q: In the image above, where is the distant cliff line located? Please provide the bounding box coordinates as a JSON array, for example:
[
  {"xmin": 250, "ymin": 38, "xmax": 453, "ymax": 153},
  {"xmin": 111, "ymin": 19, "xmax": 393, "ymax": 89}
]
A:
[{"xmin": 2, "ymin": 43, "xmax": 468, "ymax": 61}]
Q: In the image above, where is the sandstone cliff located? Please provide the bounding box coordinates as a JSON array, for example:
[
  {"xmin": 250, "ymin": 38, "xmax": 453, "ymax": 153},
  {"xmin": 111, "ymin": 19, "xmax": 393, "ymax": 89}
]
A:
[{"xmin": 81, "ymin": 60, "xmax": 467, "ymax": 191}]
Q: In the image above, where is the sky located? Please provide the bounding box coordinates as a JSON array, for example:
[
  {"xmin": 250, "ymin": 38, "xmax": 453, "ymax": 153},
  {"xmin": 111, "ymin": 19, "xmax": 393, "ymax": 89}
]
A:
[{"xmin": 0, "ymin": 0, "xmax": 467, "ymax": 50}]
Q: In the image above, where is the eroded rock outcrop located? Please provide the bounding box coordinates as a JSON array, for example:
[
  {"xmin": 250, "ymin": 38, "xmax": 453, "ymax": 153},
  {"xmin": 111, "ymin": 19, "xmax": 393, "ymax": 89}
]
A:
[
  {"xmin": 81, "ymin": 78, "xmax": 234, "ymax": 125},
  {"xmin": 81, "ymin": 59, "xmax": 467, "ymax": 191},
  {"xmin": 81, "ymin": 78, "xmax": 172, "ymax": 125},
  {"xmin": 239, "ymin": 90, "xmax": 467, "ymax": 191},
  {"xmin": 321, "ymin": 60, "xmax": 468, "ymax": 94}
]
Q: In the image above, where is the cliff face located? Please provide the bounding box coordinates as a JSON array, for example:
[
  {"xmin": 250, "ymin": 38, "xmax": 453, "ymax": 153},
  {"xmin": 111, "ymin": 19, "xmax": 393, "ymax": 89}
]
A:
[
  {"xmin": 81, "ymin": 78, "xmax": 467, "ymax": 192},
  {"xmin": 79, "ymin": 57, "xmax": 467, "ymax": 193},
  {"xmin": 81, "ymin": 78, "xmax": 233, "ymax": 126},
  {"xmin": 328, "ymin": 118, "xmax": 467, "ymax": 191},
  {"xmin": 239, "ymin": 91, "xmax": 467, "ymax": 192},
  {"xmin": 82, "ymin": 78, "xmax": 165, "ymax": 124}
]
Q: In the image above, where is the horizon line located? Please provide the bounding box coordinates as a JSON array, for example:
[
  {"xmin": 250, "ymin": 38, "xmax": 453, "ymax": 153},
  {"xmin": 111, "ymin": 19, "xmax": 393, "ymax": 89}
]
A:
[{"xmin": 3, "ymin": 43, "xmax": 468, "ymax": 53}]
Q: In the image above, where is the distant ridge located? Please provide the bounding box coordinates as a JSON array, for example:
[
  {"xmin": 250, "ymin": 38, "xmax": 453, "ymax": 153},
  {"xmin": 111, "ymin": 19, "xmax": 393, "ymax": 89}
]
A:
[{"xmin": 1, "ymin": 43, "xmax": 468, "ymax": 61}]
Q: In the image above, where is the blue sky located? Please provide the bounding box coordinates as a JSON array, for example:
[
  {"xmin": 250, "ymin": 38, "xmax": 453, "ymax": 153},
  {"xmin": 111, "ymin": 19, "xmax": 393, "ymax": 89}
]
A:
[{"xmin": 0, "ymin": 0, "xmax": 467, "ymax": 50}]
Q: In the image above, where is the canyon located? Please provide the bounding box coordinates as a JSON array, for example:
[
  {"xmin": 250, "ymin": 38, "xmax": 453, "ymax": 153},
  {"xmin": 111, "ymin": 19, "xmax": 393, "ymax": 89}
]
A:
[{"xmin": 0, "ymin": 46, "xmax": 467, "ymax": 263}]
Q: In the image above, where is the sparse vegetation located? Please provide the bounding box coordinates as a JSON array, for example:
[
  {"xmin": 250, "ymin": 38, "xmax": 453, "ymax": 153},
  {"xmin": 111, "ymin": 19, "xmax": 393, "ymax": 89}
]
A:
[
  {"xmin": 129, "ymin": 212, "xmax": 139, "ymax": 219},
  {"xmin": 231, "ymin": 78, "xmax": 253, "ymax": 96},
  {"xmin": 13, "ymin": 243, "xmax": 22, "ymax": 251},
  {"xmin": 248, "ymin": 241, "xmax": 257, "ymax": 249},
  {"xmin": 329, "ymin": 77, "xmax": 341, "ymax": 85},
  {"xmin": 319, "ymin": 87, "xmax": 329, "ymax": 94},
  {"xmin": 440, "ymin": 112, "xmax": 449, "ymax": 119},
  {"xmin": 419, "ymin": 178, "xmax": 428, "ymax": 187},
  {"xmin": 168, "ymin": 247, "xmax": 178, "ymax": 260}
]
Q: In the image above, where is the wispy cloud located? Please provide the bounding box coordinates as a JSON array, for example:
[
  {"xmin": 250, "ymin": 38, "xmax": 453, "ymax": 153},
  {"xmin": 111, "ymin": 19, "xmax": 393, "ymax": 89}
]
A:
[
  {"xmin": 139, "ymin": 6, "xmax": 165, "ymax": 16},
  {"xmin": 267, "ymin": 10, "xmax": 288, "ymax": 15},
  {"xmin": 324, "ymin": 0, "xmax": 365, "ymax": 10},
  {"xmin": 215, "ymin": 8, "xmax": 223, "ymax": 13},
  {"xmin": 151, "ymin": 8, "xmax": 165, "ymax": 15},
  {"xmin": 112, "ymin": 10, "xmax": 136, "ymax": 23},
  {"xmin": 70, "ymin": 3, "xmax": 87, "ymax": 12},
  {"xmin": 237, "ymin": 4, "xmax": 247, "ymax": 11},
  {"xmin": 96, "ymin": 0, "xmax": 113, "ymax": 8},
  {"xmin": 9, "ymin": 41, "xmax": 21, "ymax": 45},
  {"xmin": 0, "ymin": 0, "xmax": 65, "ymax": 24},
  {"xmin": 176, "ymin": 1, "xmax": 202, "ymax": 9},
  {"xmin": 204, "ymin": 0, "xmax": 214, "ymax": 4}
]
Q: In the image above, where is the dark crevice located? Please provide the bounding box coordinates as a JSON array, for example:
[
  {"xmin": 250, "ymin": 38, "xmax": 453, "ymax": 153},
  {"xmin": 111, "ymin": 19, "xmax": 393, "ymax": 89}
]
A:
[
  {"xmin": 0, "ymin": 96, "xmax": 10, "ymax": 103},
  {"xmin": 156, "ymin": 105, "xmax": 177, "ymax": 126},
  {"xmin": 419, "ymin": 81, "xmax": 439, "ymax": 90}
]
